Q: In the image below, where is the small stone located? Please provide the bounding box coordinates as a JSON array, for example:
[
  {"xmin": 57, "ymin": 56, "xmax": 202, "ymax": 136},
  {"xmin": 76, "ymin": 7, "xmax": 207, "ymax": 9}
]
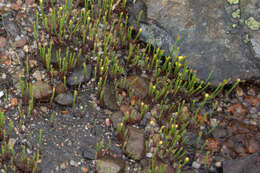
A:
[
  {"xmin": 102, "ymin": 85, "xmax": 119, "ymax": 111},
  {"xmin": 54, "ymin": 93, "xmax": 73, "ymax": 106},
  {"xmin": 96, "ymin": 155, "xmax": 125, "ymax": 173},
  {"xmin": 55, "ymin": 82, "xmax": 68, "ymax": 95},
  {"xmin": 120, "ymin": 105, "xmax": 142, "ymax": 123},
  {"xmin": 212, "ymin": 127, "xmax": 227, "ymax": 139},
  {"xmin": 82, "ymin": 147, "xmax": 96, "ymax": 160},
  {"xmin": 0, "ymin": 37, "xmax": 7, "ymax": 48},
  {"xmin": 70, "ymin": 160, "xmax": 78, "ymax": 167},
  {"xmin": 125, "ymin": 126, "xmax": 145, "ymax": 160},
  {"xmin": 235, "ymin": 87, "xmax": 243, "ymax": 97},
  {"xmin": 125, "ymin": 76, "xmax": 149, "ymax": 99},
  {"xmin": 11, "ymin": 98, "xmax": 18, "ymax": 107},
  {"xmin": 110, "ymin": 111, "xmax": 124, "ymax": 129},
  {"xmin": 146, "ymin": 153, "xmax": 153, "ymax": 158},
  {"xmin": 13, "ymin": 38, "xmax": 27, "ymax": 48},
  {"xmin": 215, "ymin": 161, "xmax": 222, "ymax": 168},
  {"xmin": 25, "ymin": 0, "xmax": 35, "ymax": 5},
  {"xmin": 192, "ymin": 161, "xmax": 200, "ymax": 169},
  {"xmin": 32, "ymin": 81, "xmax": 52, "ymax": 101},
  {"xmin": 8, "ymin": 138, "xmax": 16, "ymax": 147},
  {"xmin": 0, "ymin": 91, "xmax": 4, "ymax": 98},
  {"xmin": 60, "ymin": 161, "xmax": 67, "ymax": 169},
  {"xmin": 67, "ymin": 64, "xmax": 92, "ymax": 86},
  {"xmin": 105, "ymin": 118, "xmax": 111, "ymax": 127}
]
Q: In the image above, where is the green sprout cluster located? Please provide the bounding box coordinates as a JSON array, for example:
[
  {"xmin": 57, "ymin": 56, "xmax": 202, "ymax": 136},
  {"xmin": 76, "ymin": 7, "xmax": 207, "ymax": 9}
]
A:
[{"xmin": 3, "ymin": 0, "xmax": 240, "ymax": 172}]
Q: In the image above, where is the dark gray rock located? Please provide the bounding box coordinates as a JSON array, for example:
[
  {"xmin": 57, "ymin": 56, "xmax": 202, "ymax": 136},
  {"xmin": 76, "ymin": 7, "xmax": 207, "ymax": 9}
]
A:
[
  {"xmin": 128, "ymin": 0, "xmax": 260, "ymax": 86},
  {"xmin": 82, "ymin": 147, "xmax": 96, "ymax": 160},
  {"xmin": 223, "ymin": 153, "xmax": 260, "ymax": 173},
  {"xmin": 67, "ymin": 64, "xmax": 92, "ymax": 86},
  {"xmin": 54, "ymin": 93, "xmax": 74, "ymax": 106},
  {"xmin": 212, "ymin": 127, "xmax": 227, "ymax": 138}
]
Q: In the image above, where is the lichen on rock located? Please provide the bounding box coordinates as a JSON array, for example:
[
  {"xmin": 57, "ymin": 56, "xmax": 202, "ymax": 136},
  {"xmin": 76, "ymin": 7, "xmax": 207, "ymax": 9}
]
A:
[
  {"xmin": 245, "ymin": 17, "xmax": 260, "ymax": 30},
  {"xmin": 227, "ymin": 0, "xmax": 239, "ymax": 4}
]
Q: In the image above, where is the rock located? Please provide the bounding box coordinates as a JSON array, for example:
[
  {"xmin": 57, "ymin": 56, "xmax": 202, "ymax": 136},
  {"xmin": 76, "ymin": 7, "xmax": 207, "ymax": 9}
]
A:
[
  {"xmin": 110, "ymin": 111, "xmax": 124, "ymax": 129},
  {"xmin": 82, "ymin": 147, "xmax": 96, "ymax": 160},
  {"xmin": 120, "ymin": 105, "xmax": 142, "ymax": 123},
  {"xmin": 3, "ymin": 17, "xmax": 20, "ymax": 39},
  {"xmin": 125, "ymin": 126, "xmax": 145, "ymax": 160},
  {"xmin": 192, "ymin": 161, "xmax": 200, "ymax": 169},
  {"xmin": 212, "ymin": 127, "xmax": 227, "ymax": 139},
  {"xmin": 143, "ymin": 158, "xmax": 175, "ymax": 173},
  {"xmin": 96, "ymin": 155, "xmax": 125, "ymax": 173},
  {"xmin": 13, "ymin": 38, "xmax": 26, "ymax": 48},
  {"xmin": 125, "ymin": 76, "xmax": 149, "ymax": 99},
  {"xmin": 54, "ymin": 93, "xmax": 73, "ymax": 106},
  {"xmin": 127, "ymin": 0, "xmax": 260, "ymax": 85},
  {"xmin": 55, "ymin": 82, "xmax": 68, "ymax": 95},
  {"xmin": 223, "ymin": 153, "xmax": 260, "ymax": 173},
  {"xmin": 67, "ymin": 64, "xmax": 92, "ymax": 86},
  {"xmin": 25, "ymin": 0, "xmax": 35, "ymax": 5},
  {"xmin": 102, "ymin": 85, "xmax": 119, "ymax": 111},
  {"xmin": 32, "ymin": 81, "xmax": 52, "ymax": 101},
  {"xmin": 0, "ymin": 37, "xmax": 6, "ymax": 48}
]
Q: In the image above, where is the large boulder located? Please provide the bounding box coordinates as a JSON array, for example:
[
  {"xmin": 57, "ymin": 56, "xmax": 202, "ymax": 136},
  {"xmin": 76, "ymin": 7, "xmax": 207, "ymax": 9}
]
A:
[{"xmin": 127, "ymin": 0, "xmax": 260, "ymax": 86}]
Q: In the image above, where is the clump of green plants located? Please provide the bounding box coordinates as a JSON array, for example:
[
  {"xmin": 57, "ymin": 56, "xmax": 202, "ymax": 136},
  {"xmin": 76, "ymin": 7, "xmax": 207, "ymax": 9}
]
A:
[{"xmin": 30, "ymin": 0, "xmax": 240, "ymax": 172}]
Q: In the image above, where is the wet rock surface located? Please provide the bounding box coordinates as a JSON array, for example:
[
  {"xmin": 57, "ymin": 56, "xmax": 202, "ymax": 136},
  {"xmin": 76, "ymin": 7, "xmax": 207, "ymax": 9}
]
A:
[
  {"xmin": 128, "ymin": 0, "xmax": 260, "ymax": 85},
  {"xmin": 223, "ymin": 153, "xmax": 260, "ymax": 173}
]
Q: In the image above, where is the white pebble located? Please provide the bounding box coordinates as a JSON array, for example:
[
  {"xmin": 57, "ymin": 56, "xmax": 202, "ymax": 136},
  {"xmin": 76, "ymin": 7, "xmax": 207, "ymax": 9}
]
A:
[{"xmin": 192, "ymin": 161, "xmax": 200, "ymax": 169}]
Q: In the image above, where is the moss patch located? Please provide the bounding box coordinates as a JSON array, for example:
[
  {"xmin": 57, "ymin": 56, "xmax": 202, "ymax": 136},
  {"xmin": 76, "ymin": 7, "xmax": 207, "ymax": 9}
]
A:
[
  {"xmin": 227, "ymin": 0, "xmax": 239, "ymax": 4},
  {"xmin": 245, "ymin": 17, "xmax": 260, "ymax": 30},
  {"xmin": 232, "ymin": 9, "xmax": 240, "ymax": 19}
]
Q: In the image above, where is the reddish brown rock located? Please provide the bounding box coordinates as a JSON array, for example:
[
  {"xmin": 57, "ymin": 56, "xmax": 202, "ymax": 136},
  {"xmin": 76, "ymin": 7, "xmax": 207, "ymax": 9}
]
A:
[
  {"xmin": 124, "ymin": 126, "xmax": 145, "ymax": 160},
  {"xmin": 25, "ymin": 0, "xmax": 35, "ymax": 5},
  {"xmin": 32, "ymin": 81, "xmax": 52, "ymax": 101},
  {"xmin": 0, "ymin": 37, "xmax": 7, "ymax": 48},
  {"xmin": 13, "ymin": 38, "xmax": 27, "ymax": 48}
]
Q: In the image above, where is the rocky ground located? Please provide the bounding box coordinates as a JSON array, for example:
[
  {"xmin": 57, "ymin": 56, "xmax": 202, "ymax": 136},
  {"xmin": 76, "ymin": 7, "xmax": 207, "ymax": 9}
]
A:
[{"xmin": 0, "ymin": 0, "xmax": 259, "ymax": 173}]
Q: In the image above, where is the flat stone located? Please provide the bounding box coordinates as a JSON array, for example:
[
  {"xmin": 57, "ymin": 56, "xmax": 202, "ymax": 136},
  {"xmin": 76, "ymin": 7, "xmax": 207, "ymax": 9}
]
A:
[
  {"xmin": 102, "ymin": 85, "xmax": 119, "ymax": 111},
  {"xmin": 0, "ymin": 37, "xmax": 6, "ymax": 48},
  {"xmin": 110, "ymin": 111, "xmax": 124, "ymax": 129},
  {"xmin": 120, "ymin": 105, "xmax": 142, "ymax": 123},
  {"xmin": 212, "ymin": 127, "xmax": 227, "ymax": 139},
  {"xmin": 32, "ymin": 81, "xmax": 52, "ymax": 101},
  {"xmin": 126, "ymin": 76, "xmax": 149, "ymax": 99},
  {"xmin": 125, "ymin": 126, "xmax": 145, "ymax": 160},
  {"xmin": 223, "ymin": 153, "xmax": 260, "ymax": 173},
  {"xmin": 13, "ymin": 38, "xmax": 26, "ymax": 48},
  {"xmin": 54, "ymin": 93, "xmax": 73, "ymax": 106},
  {"xmin": 96, "ymin": 155, "xmax": 125, "ymax": 173},
  {"xmin": 55, "ymin": 82, "xmax": 68, "ymax": 95},
  {"xmin": 128, "ymin": 0, "xmax": 260, "ymax": 86},
  {"xmin": 67, "ymin": 64, "xmax": 92, "ymax": 86},
  {"xmin": 82, "ymin": 147, "xmax": 96, "ymax": 160}
]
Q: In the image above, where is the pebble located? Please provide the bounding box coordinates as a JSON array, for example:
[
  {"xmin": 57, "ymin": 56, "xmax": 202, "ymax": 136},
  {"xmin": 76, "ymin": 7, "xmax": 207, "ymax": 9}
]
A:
[
  {"xmin": 146, "ymin": 153, "xmax": 153, "ymax": 158},
  {"xmin": 70, "ymin": 160, "xmax": 78, "ymax": 167},
  {"xmin": 192, "ymin": 161, "xmax": 200, "ymax": 169},
  {"xmin": 0, "ymin": 91, "xmax": 4, "ymax": 98}
]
